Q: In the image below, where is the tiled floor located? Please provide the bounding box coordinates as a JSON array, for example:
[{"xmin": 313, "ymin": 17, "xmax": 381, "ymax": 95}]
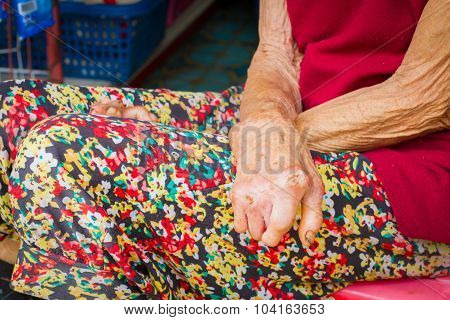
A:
[
  {"xmin": 142, "ymin": 0, "xmax": 258, "ymax": 91},
  {"xmin": 0, "ymin": 0, "xmax": 258, "ymax": 300}
]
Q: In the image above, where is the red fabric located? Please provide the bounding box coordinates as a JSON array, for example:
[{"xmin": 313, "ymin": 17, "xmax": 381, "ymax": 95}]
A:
[
  {"xmin": 286, "ymin": 0, "xmax": 450, "ymax": 243},
  {"xmin": 365, "ymin": 132, "xmax": 450, "ymax": 243}
]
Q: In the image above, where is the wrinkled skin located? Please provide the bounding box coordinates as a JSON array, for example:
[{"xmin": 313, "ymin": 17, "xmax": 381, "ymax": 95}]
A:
[
  {"xmin": 229, "ymin": 0, "xmax": 449, "ymax": 249},
  {"xmin": 228, "ymin": 0, "xmax": 325, "ymax": 249},
  {"xmin": 229, "ymin": 115, "xmax": 323, "ymax": 247}
]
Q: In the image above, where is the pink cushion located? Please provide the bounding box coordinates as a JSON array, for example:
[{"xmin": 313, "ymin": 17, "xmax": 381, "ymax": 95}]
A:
[{"xmin": 333, "ymin": 277, "xmax": 450, "ymax": 300}]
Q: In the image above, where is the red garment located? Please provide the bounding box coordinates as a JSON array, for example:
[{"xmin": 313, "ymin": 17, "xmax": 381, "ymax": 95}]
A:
[{"xmin": 286, "ymin": 0, "xmax": 449, "ymax": 243}]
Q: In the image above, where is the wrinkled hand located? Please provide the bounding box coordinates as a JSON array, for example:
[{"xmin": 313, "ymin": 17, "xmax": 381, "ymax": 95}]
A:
[
  {"xmin": 229, "ymin": 115, "xmax": 324, "ymax": 247},
  {"xmin": 90, "ymin": 100, "xmax": 157, "ymax": 122}
]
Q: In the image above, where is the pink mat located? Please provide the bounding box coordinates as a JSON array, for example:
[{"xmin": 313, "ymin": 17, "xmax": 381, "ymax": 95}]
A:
[{"xmin": 333, "ymin": 277, "xmax": 450, "ymax": 300}]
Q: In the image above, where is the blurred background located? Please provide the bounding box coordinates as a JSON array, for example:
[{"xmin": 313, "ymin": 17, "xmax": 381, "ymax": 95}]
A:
[
  {"xmin": 0, "ymin": 0, "xmax": 258, "ymax": 299},
  {"xmin": 0, "ymin": 0, "xmax": 259, "ymax": 91}
]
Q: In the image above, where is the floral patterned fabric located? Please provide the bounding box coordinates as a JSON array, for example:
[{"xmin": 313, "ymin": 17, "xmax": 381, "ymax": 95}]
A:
[{"xmin": 0, "ymin": 80, "xmax": 449, "ymax": 299}]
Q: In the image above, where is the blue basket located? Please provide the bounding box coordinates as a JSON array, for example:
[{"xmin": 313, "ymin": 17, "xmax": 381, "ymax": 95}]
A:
[
  {"xmin": 0, "ymin": 6, "xmax": 6, "ymax": 20},
  {"xmin": 59, "ymin": 0, "xmax": 167, "ymax": 82}
]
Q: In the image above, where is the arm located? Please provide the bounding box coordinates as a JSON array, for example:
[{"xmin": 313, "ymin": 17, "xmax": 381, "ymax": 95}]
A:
[
  {"xmin": 230, "ymin": 0, "xmax": 324, "ymax": 248},
  {"xmin": 295, "ymin": 0, "xmax": 449, "ymax": 152},
  {"xmin": 239, "ymin": 0, "xmax": 302, "ymax": 122},
  {"xmin": 92, "ymin": 1, "xmax": 302, "ymax": 129}
]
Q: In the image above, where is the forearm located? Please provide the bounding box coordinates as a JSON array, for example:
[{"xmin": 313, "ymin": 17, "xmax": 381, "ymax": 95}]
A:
[
  {"xmin": 295, "ymin": 0, "xmax": 449, "ymax": 152},
  {"xmin": 296, "ymin": 78, "xmax": 448, "ymax": 152},
  {"xmin": 240, "ymin": 0, "xmax": 302, "ymax": 123}
]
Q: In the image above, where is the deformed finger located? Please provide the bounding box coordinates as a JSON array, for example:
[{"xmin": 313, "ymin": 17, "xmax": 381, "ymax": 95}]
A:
[
  {"xmin": 247, "ymin": 199, "xmax": 271, "ymax": 241},
  {"xmin": 261, "ymin": 195, "xmax": 300, "ymax": 247}
]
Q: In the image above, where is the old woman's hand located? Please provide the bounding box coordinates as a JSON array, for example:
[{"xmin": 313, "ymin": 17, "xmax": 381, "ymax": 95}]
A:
[{"xmin": 229, "ymin": 113, "xmax": 324, "ymax": 247}]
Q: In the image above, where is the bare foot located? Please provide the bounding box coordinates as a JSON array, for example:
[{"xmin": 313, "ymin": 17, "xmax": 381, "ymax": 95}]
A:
[
  {"xmin": 122, "ymin": 106, "xmax": 158, "ymax": 122},
  {"xmin": 90, "ymin": 100, "xmax": 126, "ymax": 117},
  {"xmin": 0, "ymin": 238, "xmax": 20, "ymax": 265},
  {"xmin": 90, "ymin": 100, "xmax": 157, "ymax": 122}
]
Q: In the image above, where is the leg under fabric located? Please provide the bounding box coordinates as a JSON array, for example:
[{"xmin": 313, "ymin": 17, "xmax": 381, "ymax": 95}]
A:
[
  {"xmin": 9, "ymin": 114, "xmax": 449, "ymax": 299},
  {"xmin": 0, "ymin": 79, "xmax": 241, "ymax": 242}
]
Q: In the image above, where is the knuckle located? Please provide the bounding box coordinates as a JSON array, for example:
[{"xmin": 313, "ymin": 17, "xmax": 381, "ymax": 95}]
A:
[
  {"xmin": 287, "ymin": 168, "xmax": 309, "ymax": 186},
  {"xmin": 299, "ymin": 175, "xmax": 311, "ymax": 188}
]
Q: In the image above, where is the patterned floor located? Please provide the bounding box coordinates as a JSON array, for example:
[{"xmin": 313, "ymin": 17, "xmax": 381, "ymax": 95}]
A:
[
  {"xmin": 142, "ymin": 0, "xmax": 258, "ymax": 91},
  {"xmin": 0, "ymin": 0, "xmax": 258, "ymax": 300}
]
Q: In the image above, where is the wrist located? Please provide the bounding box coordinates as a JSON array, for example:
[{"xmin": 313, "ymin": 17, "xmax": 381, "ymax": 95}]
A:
[
  {"xmin": 257, "ymin": 42, "xmax": 296, "ymax": 62},
  {"xmin": 243, "ymin": 48, "xmax": 302, "ymax": 118},
  {"xmin": 229, "ymin": 111, "xmax": 297, "ymax": 153},
  {"xmin": 240, "ymin": 101, "xmax": 295, "ymax": 123}
]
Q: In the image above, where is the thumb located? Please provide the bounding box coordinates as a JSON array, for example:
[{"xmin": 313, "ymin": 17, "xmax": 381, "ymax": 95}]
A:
[{"xmin": 298, "ymin": 185, "xmax": 323, "ymax": 248}]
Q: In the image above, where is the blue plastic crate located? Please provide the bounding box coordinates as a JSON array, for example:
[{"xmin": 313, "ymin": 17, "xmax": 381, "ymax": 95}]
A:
[
  {"xmin": 0, "ymin": 6, "xmax": 6, "ymax": 20},
  {"xmin": 59, "ymin": 0, "xmax": 168, "ymax": 82}
]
